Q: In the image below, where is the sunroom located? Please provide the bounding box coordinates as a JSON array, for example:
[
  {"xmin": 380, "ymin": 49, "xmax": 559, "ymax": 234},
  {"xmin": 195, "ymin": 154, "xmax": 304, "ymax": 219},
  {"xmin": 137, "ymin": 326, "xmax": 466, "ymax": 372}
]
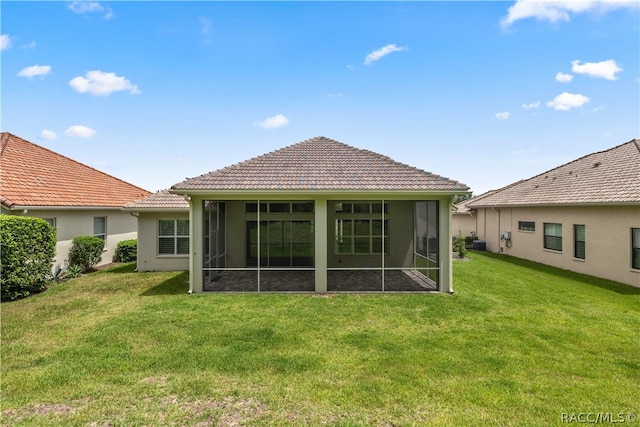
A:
[{"xmin": 170, "ymin": 137, "xmax": 469, "ymax": 293}]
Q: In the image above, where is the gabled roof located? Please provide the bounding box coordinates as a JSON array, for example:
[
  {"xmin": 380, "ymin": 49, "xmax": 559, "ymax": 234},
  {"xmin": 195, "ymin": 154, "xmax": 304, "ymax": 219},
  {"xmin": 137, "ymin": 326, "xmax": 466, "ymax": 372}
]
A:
[
  {"xmin": 124, "ymin": 189, "xmax": 189, "ymax": 211},
  {"xmin": 467, "ymin": 139, "xmax": 640, "ymax": 208},
  {"xmin": 171, "ymin": 136, "xmax": 469, "ymax": 193},
  {"xmin": 0, "ymin": 132, "xmax": 151, "ymax": 209}
]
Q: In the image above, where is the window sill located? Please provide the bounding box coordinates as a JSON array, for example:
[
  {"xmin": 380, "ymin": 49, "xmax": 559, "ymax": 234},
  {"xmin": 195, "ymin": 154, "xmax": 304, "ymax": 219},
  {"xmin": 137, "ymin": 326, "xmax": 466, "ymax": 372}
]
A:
[
  {"xmin": 631, "ymin": 268, "xmax": 640, "ymax": 274},
  {"xmin": 157, "ymin": 254, "xmax": 189, "ymax": 258},
  {"xmin": 518, "ymin": 230, "xmax": 535, "ymax": 234},
  {"xmin": 543, "ymin": 249, "xmax": 562, "ymax": 254},
  {"xmin": 572, "ymin": 258, "xmax": 586, "ymax": 263}
]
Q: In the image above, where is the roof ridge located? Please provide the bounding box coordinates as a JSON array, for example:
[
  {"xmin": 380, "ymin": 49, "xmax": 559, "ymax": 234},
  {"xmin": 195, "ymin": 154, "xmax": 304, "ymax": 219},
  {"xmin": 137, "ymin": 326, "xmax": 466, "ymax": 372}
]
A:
[{"xmin": 1, "ymin": 132, "xmax": 150, "ymax": 194}]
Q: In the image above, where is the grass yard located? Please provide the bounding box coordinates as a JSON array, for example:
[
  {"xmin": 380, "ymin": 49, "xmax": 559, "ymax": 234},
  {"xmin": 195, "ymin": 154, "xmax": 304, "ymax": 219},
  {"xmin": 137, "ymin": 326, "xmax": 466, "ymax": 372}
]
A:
[{"xmin": 1, "ymin": 252, "xmax": 639, "ymax": 426}]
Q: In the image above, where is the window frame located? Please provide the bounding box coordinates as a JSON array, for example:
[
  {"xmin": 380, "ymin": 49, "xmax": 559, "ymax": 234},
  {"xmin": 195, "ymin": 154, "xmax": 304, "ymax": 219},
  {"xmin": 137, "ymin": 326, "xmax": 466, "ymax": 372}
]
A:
[
  {"xmin": 632, "ymin": 228, "xmax": 640, "ymax": 270},
  {"xmin": 573, "ymin": 224, "xmax": 585, "ymax": 260},
  {"xmin": 157, "ymin": 218, "xmax": 190, "ymax": 256},
  {"xmin": 93, "ymin": 216, "xmax": 107, "ymax": 244},
  {"xmin": 43, "ymin": 217, "xmax": 57, "ymax": 228},
  {"xmin": 518, "ymin": 221, "xmax": 535, "ymax": 232},
  {"xmin": 334, "ymin": 201, "xmax": 389, "ymax": 255},
  {"xmin": 543, "ymin": 222, "xmax": 562, "ymax": 252}
]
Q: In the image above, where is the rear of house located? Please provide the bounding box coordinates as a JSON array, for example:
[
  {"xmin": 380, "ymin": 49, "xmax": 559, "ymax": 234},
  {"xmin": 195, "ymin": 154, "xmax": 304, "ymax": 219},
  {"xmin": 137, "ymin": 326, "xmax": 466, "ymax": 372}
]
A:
[
  {"xmin": 169, "ymin": 136, "xmax": 470, "ymax": 293},
  {"xmin": 0, "ymin": 132, "xmax": 151, "ymax": 267},
  {"xmin": 466, "ymin": 139, "xmax": 640, "ymax": 287}
]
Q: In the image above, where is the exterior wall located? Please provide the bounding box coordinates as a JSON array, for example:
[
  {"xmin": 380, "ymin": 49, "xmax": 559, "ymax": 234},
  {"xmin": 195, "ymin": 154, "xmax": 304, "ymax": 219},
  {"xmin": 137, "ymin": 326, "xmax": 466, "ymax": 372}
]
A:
[
  {"xmin": 452, "ymin": 213, "xmax": 476, "ymax": 238},
  {"xmin": 474, "ymin": 205, "xmax": 640, "ymax": 287},
  {"xmin": 136, "ymin": 211, "xmax": 190, "ymax": 272},
  {"xmin": 8, "ymin": 209, "xmax": 137, "ymax": 267}
]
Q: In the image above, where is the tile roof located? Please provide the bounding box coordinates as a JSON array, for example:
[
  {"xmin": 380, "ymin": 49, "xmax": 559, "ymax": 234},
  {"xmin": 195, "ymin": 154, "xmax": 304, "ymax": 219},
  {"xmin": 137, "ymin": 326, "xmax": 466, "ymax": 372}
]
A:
[
  {"xmin": 124, "ymin": 189, "xmax": 189, "ymax": 210},
  {"xmin": 467, "ymin": 139, "xmax": 640, "ymax": 207},
  {"xmin": 171, "ymin": 136, "xmax": 469, "ymax": 192},
  {"xmin": 1, "ymin": 132, "xmax": 151, "ymax": 209}
]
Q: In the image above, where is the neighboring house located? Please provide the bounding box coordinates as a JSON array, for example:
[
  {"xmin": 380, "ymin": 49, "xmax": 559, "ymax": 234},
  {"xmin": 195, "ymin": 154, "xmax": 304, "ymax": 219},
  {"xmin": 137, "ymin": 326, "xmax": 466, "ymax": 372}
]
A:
[
  {"xmin": 124, "ymin": 190, "xmax": 190, "ymax": 272},
  {"xmin": 0, "ymin": 132, "xmax": 151, "ymax": 267},
  {"xmin": 169, "ymin": 136, "xmax": 469, "ymax": 294},
  {"xmin": 466, "ymin": 139, "xmax": 640, "ymax": 287}
]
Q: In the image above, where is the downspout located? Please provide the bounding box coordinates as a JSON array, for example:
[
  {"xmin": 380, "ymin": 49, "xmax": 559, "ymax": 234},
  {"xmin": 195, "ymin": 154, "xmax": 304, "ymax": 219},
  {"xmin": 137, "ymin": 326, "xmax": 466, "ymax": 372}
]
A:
[{"xmin": 187, "ymin": 196, "xmax": 194, "ymax": 294}]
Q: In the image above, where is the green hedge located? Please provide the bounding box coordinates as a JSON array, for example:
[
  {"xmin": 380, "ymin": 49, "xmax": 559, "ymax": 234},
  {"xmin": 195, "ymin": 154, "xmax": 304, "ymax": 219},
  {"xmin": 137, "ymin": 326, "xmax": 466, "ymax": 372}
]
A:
[
  {"xmin": 1, "ymin": 216, "xmax": 56, "ymax": 301},
  {"xmin": 114, "ymin": 239, "xmax": 137, "ymax": 263},
  {"xmin": 69, "ymin": 236, "xmax": 104, "ymax": 271}
]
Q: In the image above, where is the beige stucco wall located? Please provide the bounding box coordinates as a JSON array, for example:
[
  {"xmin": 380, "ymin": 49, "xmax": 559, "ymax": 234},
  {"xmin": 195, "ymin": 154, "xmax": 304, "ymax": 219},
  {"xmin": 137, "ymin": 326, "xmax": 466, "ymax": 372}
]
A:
[
  {"xmin": 136, "ymin": 211, "xmax": 190, "ymax": 272},
  {"xmin": 474, "ymin": 205, "xmax": 640, "ymax": 287},
  {"xmin": 452, "ymin": 212, "xmax": 476, "ymax": 238},
  {"xmin": 7, "ymin": 209, "xmax": 137, "ymax": 267}
]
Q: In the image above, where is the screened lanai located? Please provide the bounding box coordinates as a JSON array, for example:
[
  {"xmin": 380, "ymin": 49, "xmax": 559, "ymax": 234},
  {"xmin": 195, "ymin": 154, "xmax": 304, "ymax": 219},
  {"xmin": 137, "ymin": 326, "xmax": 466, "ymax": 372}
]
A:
[{"xmin": 200, "ymin": 198, "xmax": 441, "ymax": 292}]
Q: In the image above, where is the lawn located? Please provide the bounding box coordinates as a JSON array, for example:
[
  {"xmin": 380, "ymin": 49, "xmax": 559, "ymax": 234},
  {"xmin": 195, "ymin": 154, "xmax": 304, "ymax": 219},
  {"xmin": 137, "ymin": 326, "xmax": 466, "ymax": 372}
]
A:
[{"xmin": 1, "ymin": 252, "xmax": 639, "ymax": 426}]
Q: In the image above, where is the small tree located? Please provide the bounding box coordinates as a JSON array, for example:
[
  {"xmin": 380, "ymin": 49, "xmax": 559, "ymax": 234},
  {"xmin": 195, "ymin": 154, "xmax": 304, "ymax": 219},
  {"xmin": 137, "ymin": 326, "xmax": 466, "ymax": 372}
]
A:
[
  {"xmin": 69, "ymin": 236, "xmax": 104, "ymax": 271},
  {"xmin": 454, "ymin": 229, "xmax": 467, "ymax": 258},
  {"xmin": 114, "ymin": 239, "xmax": 137, "ymax": 263},
  {"xmin": 1, "ymin": 216, "xmax": 56, "ymax": 301}
]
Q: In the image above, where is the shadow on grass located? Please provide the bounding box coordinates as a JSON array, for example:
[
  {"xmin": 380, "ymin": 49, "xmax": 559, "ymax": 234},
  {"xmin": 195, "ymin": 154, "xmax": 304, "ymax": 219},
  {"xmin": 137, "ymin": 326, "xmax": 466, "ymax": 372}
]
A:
[
  {"xmin": 140, "ymin": 271, "xmax": 190, "ymax": 296},
  {"xmin": 473, "ymin": 251, "xmax": 640, "ymax": 295},
  {"xmin": 96, "ymin": 263, "xmax": 137, "ymax": 274}
]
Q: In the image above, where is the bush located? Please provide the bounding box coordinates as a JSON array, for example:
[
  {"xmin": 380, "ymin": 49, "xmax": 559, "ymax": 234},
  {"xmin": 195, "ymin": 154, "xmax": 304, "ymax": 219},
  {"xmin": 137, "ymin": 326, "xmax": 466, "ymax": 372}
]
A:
[
  {"xmin": 69, "ymin": 236, "xmax": 104, "ymax": 271},
  {"xmin": 1, "ymin": 216, "xmax": 56, "ymax": 301},
  {"xmin": 454, "ymin": 230, "xmax": 467, "ymax": 258},
  {"xmin": 114, "ymin": 239, "xmax": 137, "ymax": 263}
]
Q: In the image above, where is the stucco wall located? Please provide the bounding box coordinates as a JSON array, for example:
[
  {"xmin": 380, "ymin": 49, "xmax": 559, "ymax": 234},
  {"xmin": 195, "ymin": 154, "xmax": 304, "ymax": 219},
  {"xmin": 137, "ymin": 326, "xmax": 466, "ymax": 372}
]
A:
[
  {"xmin": 10, "ymin": 209, "xmax": 137, "ymax": 267},
  {"xmin": 474, "ymin": 205, "xmax": 640, "ymax": 287},
  {"xmin": 136, "ymin": 211, "xmax": 190, "ymax": 272},
  {"xmin": 452, "ymin": 213, "xmax": 476, "ymax": 238}
]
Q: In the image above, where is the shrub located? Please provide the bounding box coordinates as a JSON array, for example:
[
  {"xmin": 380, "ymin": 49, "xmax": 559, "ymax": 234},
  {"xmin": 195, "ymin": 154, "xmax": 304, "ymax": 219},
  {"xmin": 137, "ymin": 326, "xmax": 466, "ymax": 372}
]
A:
[
  {"xmin": 454, "ymin": 230, "xmax": 467, "ymax": 258},
  {"xmin": 69, "ymin": 236, "xmax": 104, "ymax": 271},
  {"xmin": 114, "ymin": 239, "xmax": 137, "ymax": 263},
  {"xmin": 1, "ymin": 216, "xmax": 56, "ymax": 301}
]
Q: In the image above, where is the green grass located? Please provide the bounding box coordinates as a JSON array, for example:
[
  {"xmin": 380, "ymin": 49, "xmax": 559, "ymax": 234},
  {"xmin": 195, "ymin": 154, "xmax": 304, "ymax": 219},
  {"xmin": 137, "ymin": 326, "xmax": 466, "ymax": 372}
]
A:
[{"xmin": 2, "ymin": 252, "xmax": 639, "ymax": 426}]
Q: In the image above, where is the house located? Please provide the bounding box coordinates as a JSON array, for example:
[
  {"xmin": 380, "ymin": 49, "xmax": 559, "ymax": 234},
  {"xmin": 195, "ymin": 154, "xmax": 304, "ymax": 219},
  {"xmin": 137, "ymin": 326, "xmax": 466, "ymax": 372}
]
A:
[
  {"xmin": 169, "ymin": 136, "xmax": 470, "ymax": 293},
  {"xmin": 0, "ymin": 132, "xmax": 151, "ymax": 267},
  {"xmin": 123, "ymin": 190, "xmax": 190, "ymax": 271},
  {"xmin": 466, "ymin": 139, "xmax": 640, "ymax": 287}
]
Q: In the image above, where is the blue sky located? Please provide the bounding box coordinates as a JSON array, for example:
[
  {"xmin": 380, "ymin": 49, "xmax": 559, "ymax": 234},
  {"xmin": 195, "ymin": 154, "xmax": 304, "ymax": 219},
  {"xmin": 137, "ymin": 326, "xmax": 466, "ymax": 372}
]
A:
[{"xmin": 2, "ymin": 1, "xmax": 638, "ymax": 194}]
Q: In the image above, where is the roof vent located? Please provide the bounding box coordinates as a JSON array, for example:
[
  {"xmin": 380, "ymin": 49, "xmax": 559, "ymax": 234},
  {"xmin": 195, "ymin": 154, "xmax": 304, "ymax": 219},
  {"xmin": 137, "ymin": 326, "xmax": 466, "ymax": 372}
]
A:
[{"xmin": 593, "ymin": 161, "xmax": 601, "ymax": 168}]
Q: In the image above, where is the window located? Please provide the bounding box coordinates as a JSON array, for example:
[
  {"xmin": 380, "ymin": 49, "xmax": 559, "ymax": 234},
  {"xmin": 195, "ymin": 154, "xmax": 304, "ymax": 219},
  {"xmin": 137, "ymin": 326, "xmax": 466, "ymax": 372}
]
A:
[
  {"xmin": 518, "ymin": 221, "xmax": 535, "ymax": 232},
  {"xmin": 335, "ymin": 202, "xmax": 388, "ymax": 214},
  {"xmin": 93, "ymin": 217, "xmax": 106, "ymax": 241},
  {"xmin": 335, "ymin": 219, "xmax": 388, "ymax": 254},
  {"xmin": 574, "ymin": 225, "xmax": 585, "ymax": 260},
  {"xmin": 245, "ymin": 202, "xmax": 314, "ymax": 214},
  {"xmin": 43, "ymin": 218, "xmax": 56, "ymax": 228},
  {"xmin": 158, "ymin": 219, "xmax": 189, "ymax": 255},
  {"xmin": 544, "ymin": 223, "xmax": 562, "ymax": 251},
  {"xmin": 632, "ymin": 228, "xmax": 640, "ymax": 270}
]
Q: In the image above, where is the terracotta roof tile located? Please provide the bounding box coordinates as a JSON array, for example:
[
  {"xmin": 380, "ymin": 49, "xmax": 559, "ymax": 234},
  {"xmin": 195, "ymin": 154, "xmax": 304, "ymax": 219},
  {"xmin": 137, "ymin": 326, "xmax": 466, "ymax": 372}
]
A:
[
  {"xmin": 0, "ymin": 132, "xmax": 151, "ymax": 208},
  {"xmin": 467, "ymin": 139, "xmax": 640, "ymax": 207},
  {"xmin": 172, "ymin": 136, "xmax": 469, "ymax": 192},
  {"xmin": 125, "ymin": 190, "xmax": 189, "ymax": 210}
]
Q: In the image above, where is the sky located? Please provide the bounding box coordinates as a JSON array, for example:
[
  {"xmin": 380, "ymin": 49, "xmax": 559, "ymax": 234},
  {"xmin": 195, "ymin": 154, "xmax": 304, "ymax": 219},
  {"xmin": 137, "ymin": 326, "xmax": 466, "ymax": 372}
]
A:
[{"xmin": 2, "ymin": 1, "xmax": 639, "ymax": 195}]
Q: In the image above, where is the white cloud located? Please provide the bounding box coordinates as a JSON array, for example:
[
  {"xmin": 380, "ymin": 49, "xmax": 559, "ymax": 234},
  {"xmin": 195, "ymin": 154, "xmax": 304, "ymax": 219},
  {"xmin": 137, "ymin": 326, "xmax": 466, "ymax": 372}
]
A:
[
  {"xmin": 69, "ymin": 70, "xmax": 141, "ymax": 96},
  {"xmin": 22, "ymin": 41, "xmax": 37, "ymax": 50},
  {"xmin": 17, "ymin": 65, "xmax": 52, "ymax": 78},
  {"xmin": 199, "ymin": 17, "xmax": 212, "ymax": 35},
  {"xmin": 571, "ymin": 59, "xmax": 622, "ymax": 80},
  {"xmin": 40, "ymin": 129, "xmax": 58, "ymax": 140},
  {"xmin": 254, "ymin": 114, "xmax": 289, "ymax": 130},
  {"xmin": 65, "ymin": 125, "xmax": 97, "ymax": 138},
  {"xmin": 546, "ymin": 92, "xmax": 590, "ymax": 110},
  {"xmin": 1, "ymin": 34, "xmax": 12, "ymax": 51},
  {"xmin": 68, "ymin": 1, "xmax": 114, "ymax": 19},
  {"xmin": 495, "ymin": 112, "xmax": 511, "ymax": 121},
  {"xmin": 555, "ymin": 72, "xmax": 573, "ymax": 82},
  {"xmin": 501, "ymin": 0, "xmax": 639, "ymax": 27},
  {"xmin": 364, "ymin": 44, "xmax": 406, "ymax": 66},
  {"xmin": 522, "ymin": 101, "xmax": 541, "ymax": 109}
]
